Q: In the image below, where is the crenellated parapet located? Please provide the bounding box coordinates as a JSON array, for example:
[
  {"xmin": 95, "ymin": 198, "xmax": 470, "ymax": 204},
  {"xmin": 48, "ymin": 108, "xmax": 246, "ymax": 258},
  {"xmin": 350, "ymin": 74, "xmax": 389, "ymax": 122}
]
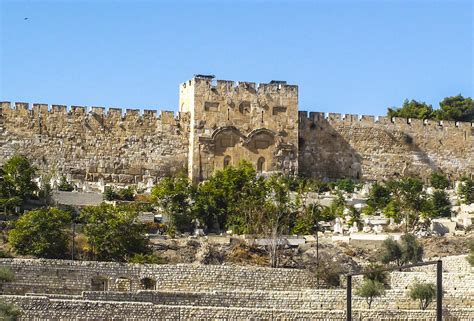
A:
[
  {"xmin": 298, "ymin": 110, "xmax": 474, "ymax": 131},
  {"xmin": 0, "ymin": 101, "xmax": 186, "ymax": 124},
  {"xmin": 298, "ymin": 110, "xmax": 473, "ymax": 181}
]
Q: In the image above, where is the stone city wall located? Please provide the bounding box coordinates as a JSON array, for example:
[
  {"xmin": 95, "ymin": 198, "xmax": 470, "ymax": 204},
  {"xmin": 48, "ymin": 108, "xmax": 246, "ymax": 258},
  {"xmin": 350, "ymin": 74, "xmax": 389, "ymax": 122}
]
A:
[
  {"xmin": 1, "ymin": 100, "xmax": 473, "ymax": 185},
  {"xmin": 298, "ymin": 111, "xmax": 473, "ymax": 180},
  {"xmin": 0, "ymin": 259, "xmax": 316, "ymax": 295},
  {"xmin": 3, "ymin": 296, "xmax": 474, "ymax": 321},
  {"xmin": 0, "ymin": 102, "xmax": 190, "ymax": 187}
]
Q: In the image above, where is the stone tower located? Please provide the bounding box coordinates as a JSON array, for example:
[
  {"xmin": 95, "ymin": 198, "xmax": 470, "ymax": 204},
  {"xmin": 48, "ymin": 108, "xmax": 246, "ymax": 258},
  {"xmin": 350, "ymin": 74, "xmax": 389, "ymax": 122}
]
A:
[{"xmin": 179, "ymin": 75, "xmax": 299, "ymax": 182}]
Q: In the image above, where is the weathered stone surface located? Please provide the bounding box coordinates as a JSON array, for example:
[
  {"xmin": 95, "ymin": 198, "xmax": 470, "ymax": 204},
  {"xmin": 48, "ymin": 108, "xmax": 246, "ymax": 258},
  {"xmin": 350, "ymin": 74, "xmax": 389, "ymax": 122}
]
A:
[{"xmin": 0, "ymin": 76, "xmax": 472, "ymax": 186}]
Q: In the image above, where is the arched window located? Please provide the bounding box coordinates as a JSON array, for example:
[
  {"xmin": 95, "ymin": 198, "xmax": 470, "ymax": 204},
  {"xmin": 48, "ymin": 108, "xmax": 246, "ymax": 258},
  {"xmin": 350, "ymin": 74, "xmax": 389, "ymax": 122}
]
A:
[
  {"xmin": 257, "ymin": 157, "xmax": 265, "ymax": 172},
  {"xmin": 224, "ymin": 155, "xmax": 231, "ymax": 168},
  {"xmin": 115, "ymin": 277, "xmax": 132, "ymax": 292},
  {"xmin": 140, "ymin": 277, "xmax": 157, "ymax": 290},
  {"xmin": 91, "ymin": 276, "xmax": 108, "ymax": 291}
]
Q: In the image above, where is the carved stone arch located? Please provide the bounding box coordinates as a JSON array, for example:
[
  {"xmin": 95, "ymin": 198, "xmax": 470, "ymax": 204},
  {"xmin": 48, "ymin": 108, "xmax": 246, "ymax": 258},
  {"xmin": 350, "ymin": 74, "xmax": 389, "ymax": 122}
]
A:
[
  {"xmin": 210, "ymin": 126, "xmax": 245, "ymax": 141},
  {"xmin": 247, "ymin": 128, "xmax": 277, "ymax": 140}
]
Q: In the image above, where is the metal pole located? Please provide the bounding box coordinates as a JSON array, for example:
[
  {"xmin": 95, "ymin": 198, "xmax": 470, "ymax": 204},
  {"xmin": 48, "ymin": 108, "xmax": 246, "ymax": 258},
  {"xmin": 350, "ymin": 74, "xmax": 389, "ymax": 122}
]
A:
[
  {"xmin": 71, "ymin": 222, "xmax": 75, "ymax": 261},
  {"xmin": 347, "ymin": 275, "xmax": 352, "ymax": 321},
  {"xmin": 316, "ymin": 224, "xmax": 319, "ymax": 288},
  {"xmin": 436, "ymin": 260, "xmax": 442, "ymax": 321}
]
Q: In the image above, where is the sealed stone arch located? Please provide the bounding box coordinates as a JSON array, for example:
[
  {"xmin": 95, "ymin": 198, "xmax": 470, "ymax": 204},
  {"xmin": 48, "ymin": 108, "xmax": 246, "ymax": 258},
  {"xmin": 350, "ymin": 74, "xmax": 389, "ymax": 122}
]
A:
[
  {"xmin": 115, "ymin": 277, "xmax": 132, "ymax": 292},
  {"xmin": 91, "ymin": 276, "xmax": 108, "ymax": 291},
  {"xmin": 140, "ymin": 277, "xmax": 157, "ymax": 290}
]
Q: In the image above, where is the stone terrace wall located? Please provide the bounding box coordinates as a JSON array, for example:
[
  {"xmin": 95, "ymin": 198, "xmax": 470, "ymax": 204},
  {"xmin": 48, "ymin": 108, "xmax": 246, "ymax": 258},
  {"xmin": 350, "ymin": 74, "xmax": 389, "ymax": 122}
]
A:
[
  {"xmin": 78, "ymin": 288, "xmax": 473, "ymax": 310},
  {"xmin": 0, "ymin": 102, "xmax": 189, "ymax": 186},
  {"xmin": 3, "ymin": 296, "xmax": 474, "ymax": 321},
  {"xmin": 298, "ymin": 112, "xmax": 473, "ymax": 180},
  {"xmin": 0, "ymin": 259, "xmax": 316, "ymax": 295}
]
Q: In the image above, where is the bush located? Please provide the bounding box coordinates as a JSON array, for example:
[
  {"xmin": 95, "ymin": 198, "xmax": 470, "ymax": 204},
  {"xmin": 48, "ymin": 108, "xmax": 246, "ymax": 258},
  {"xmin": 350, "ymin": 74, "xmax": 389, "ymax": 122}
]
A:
[
  {"xmin": 128, "ymin": 253, "xmax": 166, "ymax": 264},
  {"xmin": 0, "ymin": 250, "xmax": 12, "ymax": 258},
  {"xmin": 458, "ymin": 177, "xmax": 474, "ymax": 204},
  {"xmin": 8, "ymin": 208, "xmax": 71, "ymax": 259},
  {"xmin": 400, "ymin": 233, "xmax": 423, "ymax": 265},
  {"xmin": 0, "ymin": 300, "xmax": 21, "ymax": 320},
  {"xmin": 408, "ymin": 282, "xmax": 436, "ymax": 310},
  {"xmin": 314, "ymin": 261, "xmax": 344, "ymax": 287},
  {"xmin": 363, "ymin": 263, "xmax": 388, "ymax": 285},
  {"xmin": 57, "ymin": 176, "xmax": 74, "ymax": 192},
  {"xmin": 355, "ymin": 279, "xmax": 385, "ymax": 309},
  {"xmin": 103, "ymin": 186, "xmax": 118, "ymax": 201},
  {"xmin": 381, "ymin": 237, "xmax": 403, "ymax": 266},
  {"xmin": 380, "ymin": 234, "xmax": 423, "ymax": 266},
  {"xmin": 0, "ymin": 267, "xmax": 14, "ymax": 293},
  {"xmin": 430, "ymin": 172, "xmax": 450, "ymax": 190}
]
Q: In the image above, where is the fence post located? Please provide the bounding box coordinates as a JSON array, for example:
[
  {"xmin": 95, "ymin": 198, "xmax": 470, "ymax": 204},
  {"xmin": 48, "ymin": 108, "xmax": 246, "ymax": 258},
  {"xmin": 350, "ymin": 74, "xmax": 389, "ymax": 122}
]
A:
[
  {"xmin": 347, "ymin": 275, "xmax": 352, "ymax": 321},
  {"xmin": 436, "ymin": 260, "xmax": 442, "ymax": 321}
]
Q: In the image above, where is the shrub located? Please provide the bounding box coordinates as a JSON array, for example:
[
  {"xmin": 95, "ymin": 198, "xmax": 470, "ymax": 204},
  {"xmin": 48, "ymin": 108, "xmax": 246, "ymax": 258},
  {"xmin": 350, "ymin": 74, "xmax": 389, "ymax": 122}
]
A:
[
  {"xmin": 355, "ymin": 279, "xmax": 386, "ymax": 309},
  {"xmin": 8, "ymin": 208, "xmax": 71, "ymax": 259},
  {"xmin": 128, "ymin": 253, "xmax": 166, "ymax": 264},
  {"xmin": 0, "ymin": 300, "xmax": 21, "ymax": 320},
  {"xmin": 57, "ymin": 176, "xmax": 74, "ymax": 192},
  {"xmin": 381, "ymin": 237, "xmax": 403, "ymax": 266},
  {"xmin": 380, "ymin": 234, "xmax": 423, "ymax": 266},
  {"xmin": 314, "ymin": 261, "xmax": 344, "ymax": 287},
  {"xmin": 103, "ymin": 186, "xmax": 118, "ymax": 201},
  {"xmin": 408, "ymin": 282, "xmax": 436, "ymax": 310},
  {"xmin": 430, "ymin": 172, "xmax": 450, "ymax": 190},
  {"xmin": 363, "ymin": 263, "xmax": 388, "ymax": 285}
]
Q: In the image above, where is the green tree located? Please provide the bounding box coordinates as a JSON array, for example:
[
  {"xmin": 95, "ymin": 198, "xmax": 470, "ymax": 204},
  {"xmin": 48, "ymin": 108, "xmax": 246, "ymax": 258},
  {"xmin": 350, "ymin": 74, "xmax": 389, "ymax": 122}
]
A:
[
  {"xmin": 0, "ymin": 300, "xmax": 21, "ymax": 321},
  {"xmin": 381, "ymin": 237, "xmax": 403, "ymax": 266},
  {"xmin": 321, "ymin": 192, "xmax": 345, "ymax": 221},
  {"xmin": 80, "ymin": 203, "xmax": 150, "ymax": 262},
  {"xmin": 9, "ymin": 208, "xmax": 71, "ymax": 259},
  {"xmin": 193, "ymin": 161, "xmax": 261, "ymax": 231},
  {"xmin": 151, "ymin": 172, "xmax": 194, "ymax": 233},
  {"xmin": 355, "ymin": 279, "xmax": 386, "ymax": 309},
  {"xmin": 388, "ymin": 99, "xmax": 434, "ymax": 120},
  {"xmin": 429, "ymin": 190, "xmax": 451, "ymax": 218},
  {"xmin": 400, "ymin": 233, "xmax": 423, "ymax": 265},
  {"xmin": 386, "ymin": 177, "xmax": 426, "ymax": 232},
  {"xmin": 408, "ymin": 282, "xmax": 436, "ymax": 310},
  {"xmin": 430, "ymin": 172, "xmax": 450, "ymax": 190},
  {"xmin": 380, "ymin": 234, "xmax": 423, "ymax": 266},
  {"xmin": 2, "ymin": 155, "xmax": 37, "ymax": 201},
  {"xmin": 366, "ymin": 183, "xmax": 392, "ymax": 212},
  {"xmin": 0, "ymin": 169, "xmax": 21, "ymax": 215},
  {"xmin": 458, "ymin": 177, "xmax": 474, "ymax": 204},
  {"xmin": 435, "ymin": 95, "xmax": 474, "ymax": 122}
]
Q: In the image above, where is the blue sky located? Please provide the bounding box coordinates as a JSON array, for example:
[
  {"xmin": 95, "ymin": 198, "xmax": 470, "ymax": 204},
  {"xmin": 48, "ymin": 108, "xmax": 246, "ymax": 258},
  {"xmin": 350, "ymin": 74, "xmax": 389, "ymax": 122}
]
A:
[{"xmin": 0, "ymin": 0, "xmax": 472, "ymax": 115}]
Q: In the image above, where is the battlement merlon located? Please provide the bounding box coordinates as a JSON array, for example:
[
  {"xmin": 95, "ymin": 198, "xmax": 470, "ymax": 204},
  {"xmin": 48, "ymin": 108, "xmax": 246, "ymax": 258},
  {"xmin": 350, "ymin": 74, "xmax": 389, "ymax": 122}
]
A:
[
  {"xmin": 298, "ymin": 110, "xmax": 474, "ymax": 129},
  {"xmin": 0, "ymin": 102, "xmax": 187, "ymax": 123}
]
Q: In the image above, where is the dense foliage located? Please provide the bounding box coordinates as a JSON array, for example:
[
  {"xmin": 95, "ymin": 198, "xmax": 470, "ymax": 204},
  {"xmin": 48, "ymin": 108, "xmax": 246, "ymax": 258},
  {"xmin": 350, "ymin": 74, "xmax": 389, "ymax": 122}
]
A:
[
  {"xmin": 458, "ymin": 177, "xmax": 474, "ymax": 204},
  {"xmin": 9, "ymin": 208, "xmax": 71, "ymax": 259},
  {"xmin": 388, "ymin": 95, "xmax": 474, "ymax": 122},
  {"xmin": 380, "ymin": 234, "xmax": 423, "ymax": 266},
  {"xmin": 80, "ymin": 203, "xmax": 150, "ymax": 261},
  {"xmin": 0, "ymin": 156, "xmax": 37, "ymax": 214},
  {"xmin": 408, "ymin": 282, "xmax": 436, "ymax": 310},
  {"xmin": 0, "ymin": 300, "xmax": 20, "ymax": 320},
  {"xmin": 355, "ymin": 279, "xmax": 385, "ymax": 309}
]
